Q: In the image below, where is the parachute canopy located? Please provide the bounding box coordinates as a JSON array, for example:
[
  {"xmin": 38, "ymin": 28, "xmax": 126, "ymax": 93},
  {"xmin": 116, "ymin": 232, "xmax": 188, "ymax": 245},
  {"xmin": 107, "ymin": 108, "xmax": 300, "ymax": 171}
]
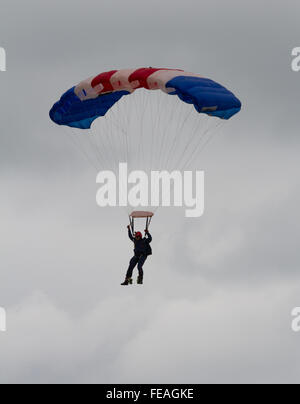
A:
[{"xmin": 50, "ymin": 67, "xmax": 241, "ymax": 129}]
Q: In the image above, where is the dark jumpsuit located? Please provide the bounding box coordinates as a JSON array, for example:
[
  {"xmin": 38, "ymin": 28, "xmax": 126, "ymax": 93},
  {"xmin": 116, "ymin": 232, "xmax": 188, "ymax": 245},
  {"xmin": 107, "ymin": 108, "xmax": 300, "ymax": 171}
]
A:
[{"xmin": 126, "ymin": 229, "xmax": 152, "ymax": 280}]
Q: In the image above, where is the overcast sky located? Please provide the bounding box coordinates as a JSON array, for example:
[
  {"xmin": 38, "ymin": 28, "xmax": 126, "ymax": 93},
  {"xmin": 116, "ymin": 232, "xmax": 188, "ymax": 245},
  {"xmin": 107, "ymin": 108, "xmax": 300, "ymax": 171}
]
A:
[{"xmin": 0, "ymin": 0, "xmax": 300, "ymax": 384}]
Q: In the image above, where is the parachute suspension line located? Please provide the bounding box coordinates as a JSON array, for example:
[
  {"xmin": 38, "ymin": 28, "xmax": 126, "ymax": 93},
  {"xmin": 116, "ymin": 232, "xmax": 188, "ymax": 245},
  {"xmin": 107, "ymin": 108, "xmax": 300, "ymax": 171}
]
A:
[
  {"xmin": 175, "ymin": 119, "xmax": 209, "ymax": 171},
  {"xmin": 146, "ymin": 90, "xmax": 155, "ymax": 173},
  {"xmin": 101, "ymin": 111, "xmax": 125, "ymax": 174},
  {"xmin": 122, "ymin": 109, "xmax": 130, "ymax": 169},
  {"xmin": 131, "ymin": 91, "xmax": 141, "ymax": 172},
  {"xmin": 154, "ymin": 90, "xmax": 166, "ymax": 169},
  {"xmin": 72, "ymin": 127, "xmax": 107, "ymax": 171},
  {"xmin": 148, "ymin": 91, "xmax": 156, "ymax": 171},
  {"xmin": 156, "ymin": 93, "xmax": 182, "ymax": 171},
  {"xmin": 89, "ymin": 121, "xmax": 113, "ymax": 170},
  {"xmin": 116, "ymin": 99, "xmax": 135, "ymax": 218},
  {"xmin": 162, "ymin": 94, "xmax": 183, "ymax": 169},
  {"xmin": 90, "ymin": 102, "xmax": 132, "ymax": 217},
  {"xmin": 138, "ymin": 89, "xmax": 150, "ymax": 171},
  {"xmin": 85, "ymin": 121, "xmax": 107, "ymax": 170},
  {"xmin": 166, "ymin": 96, "xmax": 192, "ymax": 171},
  {"xmin": 150, "ymin": 90, "xmax": 166, "ymax": 170},
  {"xmin": 92, "ymin": 105, "xmax": 117, "ymax": 171},
  {"xmin": 66, "ymin": 88, "xmax": 223, "ymax": 213},
  {"xmin": 125, "ymin": 92, "xmax": 135, "ymax": 177},
  {"xmin": 120, "ymin": 98, "xmax": 131, "ymax": 166},
  {"xmin": 155, "ymin": 91, "xmax": 166, "ymax": 166},
  {"xmin": 157, "ymin": 94, "xmax": 180, "ymax": 171},
  {"xmin": 98, "ymin": 112, "xmax": 125, "ymax": 173},
  {"xmin": 171, "ymin": 113, "xmax": 209, "ymax": 171},
  {"xmin": 156, "ymin": 93, "xmax": 177, "ymax": 170},
  {"xmin": 171, "ymin": 114, "xmax": 209, "ymax": 171},
  {"xmin": 126, "ymin": 96, "xmax": 134, "ymax": 177},
  {"xmin": 110, "ymin": 111, "xmax": 132, "ymax": 216},
  {"xmin": 62, "ymin": 126, "xmax": 100, "ymax": 172},
  {"xmin": 107, "ymin": 105, "xmax": 128, "ymax": 165},
  {"xmin": 180, "ymin": 120, "xmax": 224, "ymax": 172},
  {"xmin": 163, "ymin": 99, "xmax": 194, "ymax": 172},
  {"xmin": 67, "ymin": 89, "xmax": 222, "ymax": 186},
  {"xmin": 143, "ymin": 90, "xmax": 153, "ymax": 171},
  {"xmin": 91, "ymin": 122, "xmax": 116, "ymax": 172},
  {"xmin": 147, "ymin": 92, "xmax": 168, "ymax": 171},
  {"xmin": 88, "ymin": 128, "xmax": 103, "ymax": 167},
  {"xmin": 62, "ymin": 94, "xmax": 222, "ymax": 218},
  {"xmin": 83, "ymin": 126, "xmax": 112, "ymax": 171},
  {"xmin": 50, "ymin": 67, "xmax": 241, "ymax": 217},
  {"xmin": 114, "ymin": 96, "xmax": 131, "ymax": 169},
  {"xmin": 173, "ymin": 109, "xmax": 203, "ymax": 171},
  {"xmin": 108, "ymin": 115, "xmax": 124, "ymax": 173}
]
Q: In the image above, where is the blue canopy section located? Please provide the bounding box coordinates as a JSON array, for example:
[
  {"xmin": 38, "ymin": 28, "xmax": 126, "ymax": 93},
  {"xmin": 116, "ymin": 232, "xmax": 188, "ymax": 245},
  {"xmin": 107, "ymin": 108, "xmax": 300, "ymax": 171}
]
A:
[
  {"xmin": 49, "ymin": 87, "xmax": 130, "ymax": 129},
  {"xmin": 166, "ymin": 76, "xmax": 241, "ymax": 120}
]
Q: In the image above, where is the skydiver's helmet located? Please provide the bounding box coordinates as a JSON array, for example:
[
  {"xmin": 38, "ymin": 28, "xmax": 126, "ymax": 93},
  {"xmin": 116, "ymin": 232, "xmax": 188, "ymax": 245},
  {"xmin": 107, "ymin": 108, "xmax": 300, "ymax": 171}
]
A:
[{"xmin": 135, "ymin": 232, "xmax": 142, "ymax": 240}]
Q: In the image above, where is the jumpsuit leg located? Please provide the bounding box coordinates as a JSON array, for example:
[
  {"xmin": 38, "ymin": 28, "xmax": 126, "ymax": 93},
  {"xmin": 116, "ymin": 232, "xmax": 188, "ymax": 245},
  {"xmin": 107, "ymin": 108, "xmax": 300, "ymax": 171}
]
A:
[
  {"xmin": 126, "ymin": 256, "xmax": 139, "ymax": 279},
  {"xmin": 137, "ymin": 255, "xmax": 147, "ymax": 280}
]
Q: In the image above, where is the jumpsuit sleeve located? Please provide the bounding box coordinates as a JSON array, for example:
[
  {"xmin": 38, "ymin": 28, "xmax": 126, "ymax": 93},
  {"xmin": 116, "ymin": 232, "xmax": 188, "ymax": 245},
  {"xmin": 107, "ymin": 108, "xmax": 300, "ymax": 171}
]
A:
[
  {"xmin": 146, "ymin": 232, "xmax": 152, "ymax": 243},
  {"xmin": 128, "ymin": 229, "xmax": 134, "ymax": 242}
]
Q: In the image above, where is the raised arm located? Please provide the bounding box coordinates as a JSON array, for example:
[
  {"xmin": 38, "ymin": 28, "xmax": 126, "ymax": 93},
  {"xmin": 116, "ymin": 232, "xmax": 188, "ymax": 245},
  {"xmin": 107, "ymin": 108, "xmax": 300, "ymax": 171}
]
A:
[
  {"xmin": 128, "ymin": 226, "xmax": 134, "ymax": 241},
  {"xmin": 145, "ymin": 231, "xmax": 152, "ymax": 243}
]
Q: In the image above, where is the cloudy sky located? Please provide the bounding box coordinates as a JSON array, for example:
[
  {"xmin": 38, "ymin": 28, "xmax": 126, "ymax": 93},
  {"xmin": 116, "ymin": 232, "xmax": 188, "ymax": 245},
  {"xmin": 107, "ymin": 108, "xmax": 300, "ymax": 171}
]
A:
[{"xmin": 0, "ymin": 0, "xmax": 300, "ymax": 384}]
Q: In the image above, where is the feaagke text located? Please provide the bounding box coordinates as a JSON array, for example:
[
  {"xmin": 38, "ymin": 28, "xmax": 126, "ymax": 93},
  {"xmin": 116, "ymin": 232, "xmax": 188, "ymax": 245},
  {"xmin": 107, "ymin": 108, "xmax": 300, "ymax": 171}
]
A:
[{"xmin": 106, "ymin": 388, "xmax": 194, "ymax": 401}]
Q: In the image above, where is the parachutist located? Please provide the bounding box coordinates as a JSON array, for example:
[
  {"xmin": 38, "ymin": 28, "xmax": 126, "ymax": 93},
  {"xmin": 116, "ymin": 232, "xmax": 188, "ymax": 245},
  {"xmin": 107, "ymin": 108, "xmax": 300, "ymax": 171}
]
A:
[{"xmin": 121, "ymin": 227, "xmax": 152, "ymax": 286}]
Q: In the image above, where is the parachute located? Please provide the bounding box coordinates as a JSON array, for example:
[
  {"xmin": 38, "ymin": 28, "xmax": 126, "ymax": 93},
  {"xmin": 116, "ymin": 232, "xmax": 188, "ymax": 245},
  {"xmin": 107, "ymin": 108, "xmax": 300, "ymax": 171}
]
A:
[
  {"xmin": 50, "ymin": 67, "xmax": 241, "ymax": 222},
  {"xmin": 50, "ymin": 67, "xmax": 241, "ymax": 129}
]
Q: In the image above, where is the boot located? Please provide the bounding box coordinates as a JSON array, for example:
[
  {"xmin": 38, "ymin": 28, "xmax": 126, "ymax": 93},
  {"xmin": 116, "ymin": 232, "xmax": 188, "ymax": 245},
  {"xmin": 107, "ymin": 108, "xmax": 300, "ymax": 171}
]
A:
[
  {"xmin": 121, "ymin": 278, "xmax": 133, "ymax": 286},
  {"xmin": 137, "ymin": 276, "xmax": 143, "ymax": 285}
]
